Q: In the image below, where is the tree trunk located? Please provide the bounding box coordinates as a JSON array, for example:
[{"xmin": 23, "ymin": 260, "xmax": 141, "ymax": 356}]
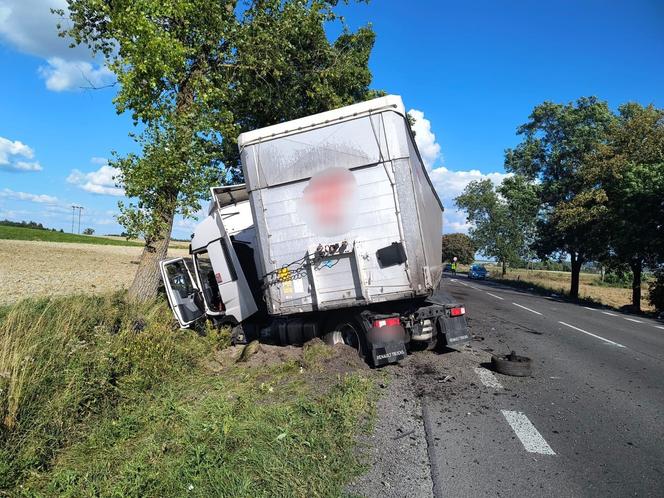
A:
[
  {"xmin": 629, "ymin": 259, "xmax": 642, "ymax": 311},
  {"xmin": 502, "ymin": 259, "xmax": 507, "ymax": 277},
  {"xmin": 128, "ymin": 196, "xmax": 177, "ymax": 301},
  {"xmin": 570, "ymin": 251, "xmax": 583, "ymax": 299}
]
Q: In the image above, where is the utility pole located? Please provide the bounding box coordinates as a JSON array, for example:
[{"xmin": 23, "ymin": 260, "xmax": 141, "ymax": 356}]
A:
[{"xmin": 71, "ymin": 205, "xmax": 83, "ymax": 234}]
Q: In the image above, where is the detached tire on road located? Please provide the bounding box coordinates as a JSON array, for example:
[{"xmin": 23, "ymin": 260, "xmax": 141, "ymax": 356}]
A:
[{"xmin": 492, "ymin": 352, "xmax": 532, "ymax": 377}]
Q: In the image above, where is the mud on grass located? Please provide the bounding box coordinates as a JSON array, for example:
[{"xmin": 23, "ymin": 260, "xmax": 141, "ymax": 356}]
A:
[{"xmin": 1, "ymin": 293, "xmax": 377, "ymax": 497}]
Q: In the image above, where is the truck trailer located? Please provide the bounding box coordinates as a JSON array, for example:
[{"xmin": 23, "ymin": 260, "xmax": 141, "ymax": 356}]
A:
[{"xmin": 159, "ymin": 95, "xmax": 469, "ymax": 366}]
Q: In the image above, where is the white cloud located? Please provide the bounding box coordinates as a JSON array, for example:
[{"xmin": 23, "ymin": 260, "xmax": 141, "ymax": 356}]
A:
[
  {"xmin": 409, "ymin": 109, "xmax": 442, "ymax": 170},
  {"xmin": 0, "ymin": 0, "xmax": 113, "ymax": 91},
  {"xmin": 38, "ymin": 57, "xmax": 114, "ymax": 92},
  {"xmin": 0, "ymin": 136, "xmax": 42, "ymax": 172},
  {"xmin": 429, "ymin": 166, "xmax": 511, "ymax": 234},
  {"xmin": 67, "ymin": 160, "xmax": 124, "ymax": 196},
  {"xmin": 13, "ymin": 161, "xmax": 43, "ymax": 171},
  {"xmin": 0, "ymin": 188, "xmax": 58, "ymax": 203},
  {"xmin": 409, "ymin": 109, "xmax": 510, "ymax": 234}
]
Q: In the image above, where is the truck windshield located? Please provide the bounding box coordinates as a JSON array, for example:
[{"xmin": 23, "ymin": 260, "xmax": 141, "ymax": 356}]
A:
[{"xmin": 193, "ymin": 250, "xmax": 224, "ymax": 313}]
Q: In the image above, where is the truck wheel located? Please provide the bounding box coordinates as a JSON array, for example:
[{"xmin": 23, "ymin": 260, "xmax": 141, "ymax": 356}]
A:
[{"xmin": 323, "ymin": 320, "xmax": 367, "ymax": 359}]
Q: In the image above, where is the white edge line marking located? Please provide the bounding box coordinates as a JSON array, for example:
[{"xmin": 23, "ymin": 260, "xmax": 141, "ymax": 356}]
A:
[
  {"xmin": 512, "ymin": 302, "xmax": 543, "ymax": 316},
  {"xmin": 655, "ymin": 325, "xmax": 664, "ymax": 330},
  {"xmin": 623, "ymin": 317, "xmax": 643, "ymax": 323},
  {"xmin": 486, "ymin": 292, "xmax": 504, "ymax": 300},
  {"xmin": 559, "ymin": 321, "xmax": 625, "ymax": 348},
  {"xmin": 501, "ymin": 410, "xmax": 556, "ymax": 455},
  {"xmin": 583, "ymin": 306, "xmax": 596, "ymax": 311},
  {"xmin": 602, "ymin": 311, "xmax": 617, "ymax": 316},
  {"xmin": 474, "ymin": 367, "xmax": 503, "ymax": 389}
]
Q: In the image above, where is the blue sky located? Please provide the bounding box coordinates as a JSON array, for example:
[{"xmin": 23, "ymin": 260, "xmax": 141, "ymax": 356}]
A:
[{"xmin": 1, "ymin": 0, "xmax": 662, "ymax": 237}]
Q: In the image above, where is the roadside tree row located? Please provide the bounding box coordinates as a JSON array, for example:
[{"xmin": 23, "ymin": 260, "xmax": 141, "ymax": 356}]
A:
[{"xmin": 456, "ymin": 97, "xmax": 664, "ymax": 312}]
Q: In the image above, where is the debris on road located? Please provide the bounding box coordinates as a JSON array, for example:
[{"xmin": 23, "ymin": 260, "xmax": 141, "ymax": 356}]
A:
[{"xmin": 491, "ymin": 351, "xmax": 533, "ymax": 377}]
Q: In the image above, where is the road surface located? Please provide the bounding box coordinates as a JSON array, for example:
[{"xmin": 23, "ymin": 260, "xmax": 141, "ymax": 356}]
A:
[{"xmin": 350, "ymin": 274, "xmax": 664, "ymax": 497}]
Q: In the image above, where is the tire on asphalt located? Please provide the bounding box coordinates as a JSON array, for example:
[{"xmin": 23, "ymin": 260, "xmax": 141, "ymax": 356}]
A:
[{"xmin": 491, "ymin": 352, "xmax": 532, "ymax": 377}]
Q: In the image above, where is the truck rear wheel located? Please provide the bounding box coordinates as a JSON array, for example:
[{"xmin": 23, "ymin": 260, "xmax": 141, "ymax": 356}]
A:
[{"xmin": 323, "ymin": 320, "xmax": 367, "ymax": 359}]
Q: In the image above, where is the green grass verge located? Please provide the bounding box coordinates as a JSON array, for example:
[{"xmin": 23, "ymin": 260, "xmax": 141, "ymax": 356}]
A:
[
  {"xmin": 0, "ymin": 226, "xmax": 144, "ymax": 246},
  {"xmin": 0, "ymin": 293, "xmax": 376, "ymax": 496}
]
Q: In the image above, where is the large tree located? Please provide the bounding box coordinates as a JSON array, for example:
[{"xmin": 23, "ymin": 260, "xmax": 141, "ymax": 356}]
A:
[
  {"xmin": 441, "ymin": 233, "xmax": 476, "ymax": 265},
  {"xmin": 584, "ymin": 103, "xmax": 664, "ymax": 310},
  {"xmin": 455, "ymin": 176, "xmax": 538, "ymax": 276},
  {"xmin": 505, "ymin": 97, "xmax": 615, "ymax": 298},
  {"xmin": 58, "ymin": 0, "xmax": 377, "ymax": 300}
]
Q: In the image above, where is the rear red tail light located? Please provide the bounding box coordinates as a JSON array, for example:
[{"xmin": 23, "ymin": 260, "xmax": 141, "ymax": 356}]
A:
[
  {"xmin": 450, "ymin": 307, "xmax": 465, "ymax": 317},
  {"xmin": 373, "ymin": 316, "xmax": 401, "ymax": 328}
]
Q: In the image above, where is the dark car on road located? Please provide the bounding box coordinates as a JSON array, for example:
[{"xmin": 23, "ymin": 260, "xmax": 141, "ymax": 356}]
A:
[{"xmin": 468, "ymin": 264, "xmax": 488, "ymax": 279}]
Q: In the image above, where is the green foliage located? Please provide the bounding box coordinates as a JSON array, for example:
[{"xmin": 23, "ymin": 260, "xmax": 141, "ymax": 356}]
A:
[
  {"xmin": 58, "ymin": 0, "xmax": 379, "ymax": 244},
  {"xmin": 0, "ymin": 293, "xmax": 376, "ymax": 495},
  {"xmin": 505, "ymin": 97, "xmax": 615, "ymax": 265},
  {"xmin": 0, "ymin": 219, "xmax": 47, "ymax": 230},
  {"xmin": 587, "ymin": 105, "xmax": 664, "ymax": 259},
  {"xmin": 454, "ymin": 175, "xmax": 538, "ymax": 274},
  {"xmin": 0, "ymin": 225, "xmax": 143, "ymax": 246},
  {"xmin": 648, "ymin": 268, "xmax": 664, "ymax": 313},
  {"xmin": 441, "ymin": 233, "xmax": 476, "ymax": 264},
  {"xmin": 82, "ymin": 227, "xmax": 95, "ymax": 235}
]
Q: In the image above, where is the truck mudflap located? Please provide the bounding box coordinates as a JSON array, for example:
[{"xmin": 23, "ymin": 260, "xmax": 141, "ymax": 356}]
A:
[
  {"xmin": 438, "ymin": 315, "xmax": 470, "ymax": 346},
  {"xmin": 365, "ymin": 323, "xmax": 408, "ymax": 367}
]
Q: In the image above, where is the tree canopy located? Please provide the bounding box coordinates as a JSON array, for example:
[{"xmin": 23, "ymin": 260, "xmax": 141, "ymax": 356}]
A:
[{"xmin": 441, "ymin": 233, "xmax": 476, "ymax": 265}]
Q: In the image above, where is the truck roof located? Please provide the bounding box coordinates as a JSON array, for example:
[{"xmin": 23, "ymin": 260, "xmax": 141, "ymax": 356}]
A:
[{"xmin": 237, "ymin": 95, "xmax": 406, "ymax": 149}]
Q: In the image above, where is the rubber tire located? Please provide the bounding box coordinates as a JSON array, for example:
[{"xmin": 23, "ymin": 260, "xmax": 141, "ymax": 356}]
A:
[
  {"xmin": 491, "ymin": 354, "xmax": 532, "ymax": 377},
  {"xmin": 323, "ymin": 319, "xmax": 368, "ymax": 360}
]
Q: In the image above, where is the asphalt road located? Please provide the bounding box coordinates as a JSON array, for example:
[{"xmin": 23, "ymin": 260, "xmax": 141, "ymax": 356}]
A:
[{"xmin": 416, "ymin": 274, "xmax": 664, "ymax": 497}]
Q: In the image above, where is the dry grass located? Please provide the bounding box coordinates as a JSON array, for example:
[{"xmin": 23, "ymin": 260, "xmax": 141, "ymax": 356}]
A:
[
  {"xmin": 0, "ymin": 240, "xmax": 188, "ymax": 306},
  {"xmin": 487, "ymin": 267, "xmax": 654, "ymax": 311}
]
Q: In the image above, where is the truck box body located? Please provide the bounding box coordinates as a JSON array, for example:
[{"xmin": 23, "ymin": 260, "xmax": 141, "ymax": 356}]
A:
[{"xmin": 238, "ymin": 96, "xmax": 444, "ymax": 316}]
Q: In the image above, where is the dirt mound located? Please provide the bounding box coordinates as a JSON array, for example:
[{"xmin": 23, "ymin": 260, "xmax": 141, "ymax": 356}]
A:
[{"xmin": 207, "ymin": 338, "xmax": 369, "ymax": 375}]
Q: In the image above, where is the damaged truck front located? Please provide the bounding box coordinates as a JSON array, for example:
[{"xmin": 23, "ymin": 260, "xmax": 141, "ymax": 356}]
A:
[{"xmin": 160, "ymin": 95, "xmax": 470, "ymax": 366}]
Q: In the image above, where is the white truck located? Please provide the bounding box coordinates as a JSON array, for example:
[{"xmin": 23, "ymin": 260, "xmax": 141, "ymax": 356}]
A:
[{"xmin": 160, "ymin": 95, "xmax": 469, "ymax": 366}]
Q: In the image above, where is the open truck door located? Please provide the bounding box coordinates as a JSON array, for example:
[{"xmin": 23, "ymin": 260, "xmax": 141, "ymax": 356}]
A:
[
  {"xmin": 159, "ymin": 257, "xmax": 206, "ymax": 328},
  {"xmin": 189, "ymin": 212, "xmax": 258, "ymax": 324}
]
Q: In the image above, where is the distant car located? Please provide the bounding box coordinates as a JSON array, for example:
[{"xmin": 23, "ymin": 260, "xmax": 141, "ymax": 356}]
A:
[
  {"xmin": 468, "ymin": 264, "xmax": 488, "ymax": 279},
  {"xmin": 443, "ymin": 263, "xmax": 454, "ymax": 273}
]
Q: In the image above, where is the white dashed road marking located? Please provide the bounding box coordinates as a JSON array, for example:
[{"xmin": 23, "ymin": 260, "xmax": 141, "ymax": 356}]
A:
[
  {"xmin": 486, "ymin": 292, "xmax": 504, "ymax": 300},
  {"xmin": 602, "ymin": 311, "xmax": 617, "ymax": 316},
  {"xmin": 474, "ymin": 367, "xmax": 504, "ymax": 389},
  {"xmin": 501, "ymin": 410, "xmax": 556, "ymax": 455},
  {"xmin": 583, "ymin": 306, "xmax": 595, "ymax": 311},
  {"xmin": 512, "ymin": 302, "xmax": 543, "ymax": 316},
  {"xmin": 655, "ymin": 325, "xmax": 664, "ymax": 330},
  {"xmin": 559, "ymin": 321, "xmax": 625, "ymax": 348},
  {"xmin": 623, "ymin": 317, "xmax": 643, "ymax": 324}
]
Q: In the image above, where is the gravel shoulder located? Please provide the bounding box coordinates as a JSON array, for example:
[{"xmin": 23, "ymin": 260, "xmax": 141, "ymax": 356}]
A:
[
  {"xmin": 0, "ymin": 239, "xmax": 188, "ymax": 305},
  {"xmin": 347, "ymin": 359, "xmax": 434, "ymax": 498}
]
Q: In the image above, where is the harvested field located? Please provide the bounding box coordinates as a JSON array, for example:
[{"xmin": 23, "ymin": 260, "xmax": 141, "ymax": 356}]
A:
[
  {"xmin": 0, "ymin": 239, "xmax": 188, "ymax": 305},
  {"xmin": 486, "ymin": 267, "xmax": 654, "ymax": 312}
]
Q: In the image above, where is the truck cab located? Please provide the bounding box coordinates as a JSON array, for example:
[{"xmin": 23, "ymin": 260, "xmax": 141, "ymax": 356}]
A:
[{"xmin": 160, "ymin": 185, "xmax": 259, "ymax": 330}]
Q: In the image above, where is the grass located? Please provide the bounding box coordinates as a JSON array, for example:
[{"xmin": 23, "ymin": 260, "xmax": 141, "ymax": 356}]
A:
[
  {"xmin": 0, "ymin": 225, "xmax": 144, "ymax": 246},
  {"xmin": 0, "ymin": 293, "xmax": 376, "ymax": 496}
]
